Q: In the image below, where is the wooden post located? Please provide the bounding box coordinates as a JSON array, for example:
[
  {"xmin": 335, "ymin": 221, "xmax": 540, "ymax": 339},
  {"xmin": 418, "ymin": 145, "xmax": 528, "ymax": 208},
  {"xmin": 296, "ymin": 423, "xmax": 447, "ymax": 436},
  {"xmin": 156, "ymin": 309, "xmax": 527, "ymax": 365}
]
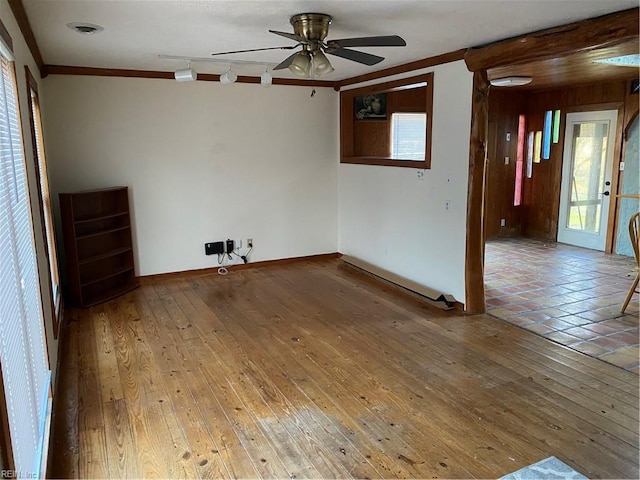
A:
[
  {"xmin": 465, "ymin": 70, "xmax": 489, "ymax": 314},
  {"xmin": 461, "ymin": 8, "xmax": 638, "ymax": 314}
]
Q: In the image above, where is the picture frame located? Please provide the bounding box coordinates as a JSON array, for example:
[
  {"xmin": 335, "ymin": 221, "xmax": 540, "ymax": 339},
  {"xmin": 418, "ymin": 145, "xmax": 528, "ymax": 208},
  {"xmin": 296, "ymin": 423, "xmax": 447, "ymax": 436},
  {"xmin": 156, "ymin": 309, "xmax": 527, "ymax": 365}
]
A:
[{"xmin": 354, "ymin": 93, "xmax": 387, "ymax": 120}]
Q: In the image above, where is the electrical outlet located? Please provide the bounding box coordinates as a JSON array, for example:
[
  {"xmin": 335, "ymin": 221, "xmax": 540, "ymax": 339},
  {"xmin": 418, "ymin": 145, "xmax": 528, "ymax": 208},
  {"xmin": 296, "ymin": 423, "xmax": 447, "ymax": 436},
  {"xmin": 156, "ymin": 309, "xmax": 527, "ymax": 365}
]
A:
[
  {"xmin": 236, "ymin": 239, "xmax": 242, "ymax": 249},
  {"xmin": 445, "ymin": 200, "xmax": 451, "ymax": 210},
  {"xmin": 247, "ymin": 238, "xmax": 253, "ymax": 248},
  {"xmin": 225, "ymin": 239, "xmax": 234, "ymax": 253},
  {"xmin": 205, "ymin": 241, "xmax": 224, "ymax": 255},
  {"xmin": 500, "ymin": 218, "xmax": 506, "ymax": 227}
]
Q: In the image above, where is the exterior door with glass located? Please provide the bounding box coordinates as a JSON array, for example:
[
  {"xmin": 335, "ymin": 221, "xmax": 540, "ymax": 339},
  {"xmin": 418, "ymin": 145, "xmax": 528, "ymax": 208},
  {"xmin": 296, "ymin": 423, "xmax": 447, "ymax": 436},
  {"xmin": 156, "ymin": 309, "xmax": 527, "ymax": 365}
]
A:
[{"xmin": 557, "ymin": 110, "xmax": 618, "ymax": 251}]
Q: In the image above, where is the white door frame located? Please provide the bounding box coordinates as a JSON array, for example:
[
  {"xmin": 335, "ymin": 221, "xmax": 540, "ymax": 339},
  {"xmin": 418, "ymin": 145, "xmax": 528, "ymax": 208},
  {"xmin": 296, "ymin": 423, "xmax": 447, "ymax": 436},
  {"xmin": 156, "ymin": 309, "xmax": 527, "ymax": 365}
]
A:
[{"xmin": 557, "ymin": 109, "xmax": 618, "ymax": 251}]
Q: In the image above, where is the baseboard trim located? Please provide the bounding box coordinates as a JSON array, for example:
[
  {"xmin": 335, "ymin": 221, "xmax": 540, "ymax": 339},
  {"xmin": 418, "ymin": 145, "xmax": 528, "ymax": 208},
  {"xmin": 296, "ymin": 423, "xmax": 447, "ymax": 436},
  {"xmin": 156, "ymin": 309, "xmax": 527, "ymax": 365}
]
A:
[
  {"xmin": 341, "ymin": 255, "xmax": 461, "ymax": 311},
  {"xmin": 140, "ymin": 252, "xmax": 341, "ymax": 282}
]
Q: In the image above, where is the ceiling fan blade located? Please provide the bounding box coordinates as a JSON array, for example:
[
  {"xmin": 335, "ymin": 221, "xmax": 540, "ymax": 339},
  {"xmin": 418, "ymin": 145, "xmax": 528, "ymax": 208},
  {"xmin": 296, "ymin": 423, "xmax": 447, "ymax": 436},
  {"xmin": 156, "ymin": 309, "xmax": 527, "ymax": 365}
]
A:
[
  {"xmin": 327, "ymin": 35, "xmax": 406, "ymax": 48},
  {"xmin": 273, "ymin": 51, "xmax": 301, "ymax": 70},
  {"xmin": 269, "ymin": 30, "xmax": 306, "ymax": 43},
  {"xmin": 326, "ymin": 47, "xmax": 384, "ymax": 66},
  {"xmin": 211, "ymin": 45, "xmax": 297, "ymax": 56}
]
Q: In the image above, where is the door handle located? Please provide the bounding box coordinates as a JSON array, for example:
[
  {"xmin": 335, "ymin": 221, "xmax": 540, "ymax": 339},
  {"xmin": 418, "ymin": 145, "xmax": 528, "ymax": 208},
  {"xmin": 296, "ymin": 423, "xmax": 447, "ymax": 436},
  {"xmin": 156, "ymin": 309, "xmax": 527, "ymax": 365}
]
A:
[{"xmin": 602, "ymin": 191, "xmax": 610, "ymax": 196}]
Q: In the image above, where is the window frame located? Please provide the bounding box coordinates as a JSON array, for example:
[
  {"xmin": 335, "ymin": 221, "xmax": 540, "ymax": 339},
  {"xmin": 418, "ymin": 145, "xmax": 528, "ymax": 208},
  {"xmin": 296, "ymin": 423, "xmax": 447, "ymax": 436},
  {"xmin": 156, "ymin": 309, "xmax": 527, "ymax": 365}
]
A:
[
  {"xmin": 340, "ymin": 73, "xmax": 434, "ymax": 169},
  {"xmin": 0, "ymin": 30, "xmax": 51, "ymax": 477},
  {"xmin": 24, "ymin": 65, "xmax": 61, "ymax": 339}
]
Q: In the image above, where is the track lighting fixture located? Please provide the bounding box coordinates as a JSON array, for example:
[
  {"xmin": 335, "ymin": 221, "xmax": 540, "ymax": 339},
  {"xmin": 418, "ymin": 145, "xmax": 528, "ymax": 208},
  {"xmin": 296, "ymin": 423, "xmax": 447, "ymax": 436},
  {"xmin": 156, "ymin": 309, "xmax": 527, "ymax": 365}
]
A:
[
  {"xmin": 160, "ymin": 55, "xmax": 278, "ymax": 86},
  {"xmin": 260, "ymin": 70, "xmax": 273, "ymax": 87},
  {"xmin": 220, "ymin": 67, "xmax": 238, "ymax": 84},
  {"xmin": 174, "ymin": 66, "xmax": 197, "ymax": 82}
]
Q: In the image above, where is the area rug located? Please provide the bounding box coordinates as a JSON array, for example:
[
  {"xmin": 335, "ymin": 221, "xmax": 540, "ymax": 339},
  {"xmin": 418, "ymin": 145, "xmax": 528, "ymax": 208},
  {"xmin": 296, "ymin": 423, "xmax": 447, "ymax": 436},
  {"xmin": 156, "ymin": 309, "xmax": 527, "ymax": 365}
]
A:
[{"xmin": 499, "ymin": 456, "xmax": 588, "ymax": 480}]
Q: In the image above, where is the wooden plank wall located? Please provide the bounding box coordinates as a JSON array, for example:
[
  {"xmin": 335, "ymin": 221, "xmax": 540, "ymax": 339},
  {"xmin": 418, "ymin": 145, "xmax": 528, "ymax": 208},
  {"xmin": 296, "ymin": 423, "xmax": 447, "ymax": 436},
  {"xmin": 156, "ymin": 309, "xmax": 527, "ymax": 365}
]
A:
[
  {"xmin": 485, "ymin": 89, "xmax": 527, "ymax": 238},
  {"xmin": 352, "ymin": 87, "xmax": 427, "ymax": 158},
  {"xmin": 522, "ymin": 81, "xmax": 627, "ymax": 241},
  {"xmin": 484, "ymin": 81, "xmax": 628, "ymax": 242}
]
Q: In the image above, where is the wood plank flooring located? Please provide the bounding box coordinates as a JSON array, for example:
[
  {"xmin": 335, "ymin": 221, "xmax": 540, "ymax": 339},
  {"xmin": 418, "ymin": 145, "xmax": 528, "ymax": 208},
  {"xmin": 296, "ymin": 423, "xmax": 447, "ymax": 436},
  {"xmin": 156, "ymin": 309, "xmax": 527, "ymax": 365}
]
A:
[{"xmin": 48, "ymin": 258, "xmax": 640, "ymax": 479}]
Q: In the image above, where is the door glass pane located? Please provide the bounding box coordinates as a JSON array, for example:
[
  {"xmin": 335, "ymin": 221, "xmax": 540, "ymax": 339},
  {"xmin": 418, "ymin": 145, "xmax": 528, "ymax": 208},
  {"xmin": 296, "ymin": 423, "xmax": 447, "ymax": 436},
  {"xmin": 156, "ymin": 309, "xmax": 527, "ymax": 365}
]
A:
[{"xmin": 566, "ymin": 121, "xmax": 609, "ymax": 232}]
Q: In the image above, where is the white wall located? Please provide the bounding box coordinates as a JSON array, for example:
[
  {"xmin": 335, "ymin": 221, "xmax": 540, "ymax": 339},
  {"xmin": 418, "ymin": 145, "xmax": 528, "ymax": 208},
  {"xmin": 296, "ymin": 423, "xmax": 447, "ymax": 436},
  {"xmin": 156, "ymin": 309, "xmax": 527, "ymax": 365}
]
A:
[
  {"xmin": 338, "ymin": 61, "xmax": 473, "ymax": 303},
  {"xmin": 41, "ymin": 76, "xmax": 338, "ymax": 275},
  {"xmin": 1, "ymin": 0, "xmax": 60, "ymax": 382}
]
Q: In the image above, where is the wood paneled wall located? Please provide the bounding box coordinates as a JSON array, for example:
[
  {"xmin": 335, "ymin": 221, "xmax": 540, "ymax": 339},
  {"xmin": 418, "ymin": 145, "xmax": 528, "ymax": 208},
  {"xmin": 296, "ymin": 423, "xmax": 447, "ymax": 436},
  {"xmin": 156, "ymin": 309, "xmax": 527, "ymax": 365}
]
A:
[
  {"xmin": 522, "ymin": 81, "xmax": 627, "ymax": 241},
  {"xmin": 484, "ymin": 81, "xmax": 628, "ymax": 242},
  {"xmin": 351, "ymin": 87, "xmax": 427, "ymax": 158},
  {"xmin": 623, "ymin": 78, "xmax": 639, "ymax": 133},
  {"xmin": 485, "ymin": 90, "xmax": 527, "ymax": 238}
]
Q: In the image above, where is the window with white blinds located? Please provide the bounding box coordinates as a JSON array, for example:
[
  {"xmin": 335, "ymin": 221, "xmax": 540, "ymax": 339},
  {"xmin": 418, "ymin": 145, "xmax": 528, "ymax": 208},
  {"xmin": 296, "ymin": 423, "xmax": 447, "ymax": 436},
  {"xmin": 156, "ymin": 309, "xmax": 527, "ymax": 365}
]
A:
[
  {"xmin": 0, "ymin": 44, "xmax": 50, "ymax": 478},
  {"xmin": 391, "ymin": 113, "xmax": 427, "ymax": 161},
  {"xmin": 26, "ymin": 68, "xmax": 60, "ymax": 321}
]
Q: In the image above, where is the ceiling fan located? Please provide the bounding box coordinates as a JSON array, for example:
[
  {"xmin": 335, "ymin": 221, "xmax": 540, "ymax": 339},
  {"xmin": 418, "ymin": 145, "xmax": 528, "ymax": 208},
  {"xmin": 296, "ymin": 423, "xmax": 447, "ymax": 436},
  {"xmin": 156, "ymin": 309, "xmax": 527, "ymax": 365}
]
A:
[{"xmin": 210, "ymin": 13, "xmax": 406, "ymax": 78}]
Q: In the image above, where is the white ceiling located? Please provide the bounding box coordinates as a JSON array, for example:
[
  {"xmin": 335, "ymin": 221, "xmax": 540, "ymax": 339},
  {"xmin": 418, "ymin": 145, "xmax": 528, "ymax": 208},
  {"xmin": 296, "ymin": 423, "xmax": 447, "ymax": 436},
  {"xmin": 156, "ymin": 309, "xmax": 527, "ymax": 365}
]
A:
[{"xmin": 23, "ymin": 0, "xmax": 638, "ymax": 81}]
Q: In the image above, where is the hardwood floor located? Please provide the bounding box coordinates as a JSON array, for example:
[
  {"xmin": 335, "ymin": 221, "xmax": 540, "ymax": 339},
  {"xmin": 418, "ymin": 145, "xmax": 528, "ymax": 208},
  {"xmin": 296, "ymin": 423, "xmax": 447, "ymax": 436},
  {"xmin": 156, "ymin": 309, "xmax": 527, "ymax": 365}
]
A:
[{"xmin": 48, "ymin": 258, "xmax": 640, "ymax": 479}]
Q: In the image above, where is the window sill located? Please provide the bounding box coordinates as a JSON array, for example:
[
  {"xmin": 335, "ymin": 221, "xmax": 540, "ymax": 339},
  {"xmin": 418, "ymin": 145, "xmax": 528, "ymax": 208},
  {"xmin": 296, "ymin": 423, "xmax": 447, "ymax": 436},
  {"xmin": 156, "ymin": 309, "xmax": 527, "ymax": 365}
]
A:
[{"xmin": 340, "ymin": 156, "xmax": 428, "ymax": 169}]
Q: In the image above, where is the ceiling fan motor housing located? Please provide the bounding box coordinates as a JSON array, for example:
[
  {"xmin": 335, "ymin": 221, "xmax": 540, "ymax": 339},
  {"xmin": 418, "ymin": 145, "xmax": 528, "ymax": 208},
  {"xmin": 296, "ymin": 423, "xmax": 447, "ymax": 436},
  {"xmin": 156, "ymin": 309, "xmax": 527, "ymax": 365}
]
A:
[{"xmin": 290, "ymin": 13, "xmax": 332, "ymax": 46}]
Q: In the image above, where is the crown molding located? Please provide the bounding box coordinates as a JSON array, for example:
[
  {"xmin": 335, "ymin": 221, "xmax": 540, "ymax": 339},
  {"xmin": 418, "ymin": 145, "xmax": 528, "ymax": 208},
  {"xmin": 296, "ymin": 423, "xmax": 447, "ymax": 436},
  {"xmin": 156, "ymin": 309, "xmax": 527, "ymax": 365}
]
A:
[{"xmin": 335, "ymin": 49, "xmax": 465, "ymax": 90}]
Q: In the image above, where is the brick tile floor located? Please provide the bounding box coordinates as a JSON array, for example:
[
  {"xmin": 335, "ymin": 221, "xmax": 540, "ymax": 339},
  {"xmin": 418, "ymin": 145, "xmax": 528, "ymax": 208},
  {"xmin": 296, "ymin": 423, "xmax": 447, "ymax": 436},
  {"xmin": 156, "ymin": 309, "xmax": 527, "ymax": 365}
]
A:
[{"xmin": 485, "ymin": 238, "xmax": 639, "ymax": 373}]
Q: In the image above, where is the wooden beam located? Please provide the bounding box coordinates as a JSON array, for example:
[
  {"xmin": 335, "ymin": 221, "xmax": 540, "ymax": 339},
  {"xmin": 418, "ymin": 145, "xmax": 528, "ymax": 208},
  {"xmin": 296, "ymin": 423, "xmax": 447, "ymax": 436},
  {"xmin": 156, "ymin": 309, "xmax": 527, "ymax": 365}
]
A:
[
  {"xmin": 337, "ymin": 49, "xmax": 465, "ymax": 89},
  {"xmin": 7, "ymin": 0, "xmax": 45, "ymax": 76},
  {"xmin": 465, "ymin": 70, "xmax": 489, "ymax": 314},
  {"xmin": 464, "ymin": 8, "xmax": 639, "ymax": 72}
]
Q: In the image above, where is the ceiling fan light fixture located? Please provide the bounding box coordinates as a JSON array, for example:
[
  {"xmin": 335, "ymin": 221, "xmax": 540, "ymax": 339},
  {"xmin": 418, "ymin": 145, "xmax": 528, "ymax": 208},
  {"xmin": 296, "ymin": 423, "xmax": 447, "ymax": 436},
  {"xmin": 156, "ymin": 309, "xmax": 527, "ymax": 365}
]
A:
[
  {"xmin": 174, "ymin": 67, "xmax": 197, "ymax": 82},
  {"xmin": 288, "ymin": 51, "xmax": 312, "ymax": 77},
  {"xmin": 490, "ymin": 76, "xmax": 533, "ymax": 87},
  {"xmin": 260, "ymin": 71, "xmax": 273, "ymax": 87},
  {"xmin": 220, "ymin": 68, "xmax": 238, "ymax": 84},
  {"xmin": 311, "ymin": 50, "xmax": 334, "ymax": 77}
]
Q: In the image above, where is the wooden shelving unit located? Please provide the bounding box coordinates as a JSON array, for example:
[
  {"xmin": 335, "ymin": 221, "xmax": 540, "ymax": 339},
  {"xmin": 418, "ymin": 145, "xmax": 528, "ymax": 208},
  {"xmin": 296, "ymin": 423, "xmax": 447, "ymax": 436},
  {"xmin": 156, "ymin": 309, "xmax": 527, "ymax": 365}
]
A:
[{"xmin": 59, "ymin": 186, "xmax": 138, "ymax": 307}]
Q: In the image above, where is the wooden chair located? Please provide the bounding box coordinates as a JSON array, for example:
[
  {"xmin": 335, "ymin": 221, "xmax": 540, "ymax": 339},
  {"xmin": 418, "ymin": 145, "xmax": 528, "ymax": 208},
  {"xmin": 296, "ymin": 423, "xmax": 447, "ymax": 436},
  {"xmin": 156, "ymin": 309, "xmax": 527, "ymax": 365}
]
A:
[{"xmin": 621, "ymin": 211, "xmax": 639, "ymax": 313}]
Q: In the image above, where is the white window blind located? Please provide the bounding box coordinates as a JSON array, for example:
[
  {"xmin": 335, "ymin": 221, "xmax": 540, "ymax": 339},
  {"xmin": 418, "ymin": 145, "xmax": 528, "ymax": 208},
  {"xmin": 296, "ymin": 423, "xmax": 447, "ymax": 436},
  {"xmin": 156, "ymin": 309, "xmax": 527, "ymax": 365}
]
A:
[
  {"xmin": 0, "ymin": 48, "xmax": 50, "ymax": 478},
  {"xmin": 30, "ymin": 86, "xmax": 60, "ymax": 303},
  {"xmin": 391, "ymin": 113, "xmax": 427, "ymax": 161}
]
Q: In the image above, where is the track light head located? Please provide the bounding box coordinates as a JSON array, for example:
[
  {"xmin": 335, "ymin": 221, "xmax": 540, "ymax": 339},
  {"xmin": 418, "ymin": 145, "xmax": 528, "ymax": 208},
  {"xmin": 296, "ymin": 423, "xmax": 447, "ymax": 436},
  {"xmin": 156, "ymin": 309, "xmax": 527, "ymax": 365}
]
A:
[
  {"xmin": 260, "ymin": 71, "xmax": 273, "ymax": 87},
  {"xmin": 220, "ymin": 69, "xmax": 238, "ymax": 84},
  {"xmin": 174, "ymin": 67, "xmax": 197, "ymax": 82}
]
